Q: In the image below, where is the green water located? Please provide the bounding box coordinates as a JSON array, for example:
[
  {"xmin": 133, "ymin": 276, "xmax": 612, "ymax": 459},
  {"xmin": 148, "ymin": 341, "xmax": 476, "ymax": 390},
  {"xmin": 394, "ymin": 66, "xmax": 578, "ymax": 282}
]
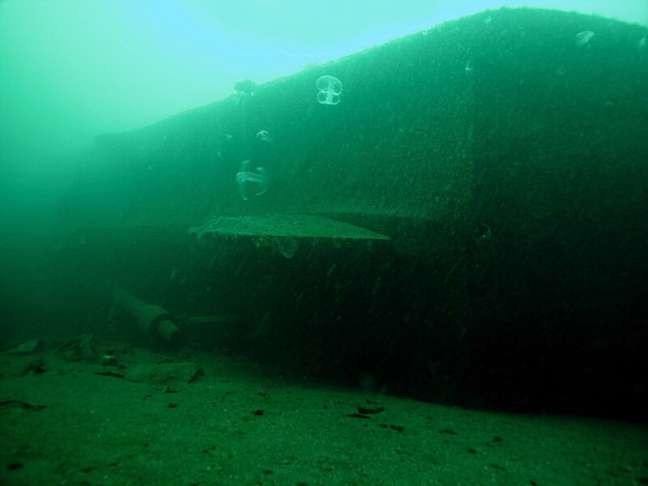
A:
[{"xmin": 1, "ymin": 2, "xmax": 648, "ymax": 484}]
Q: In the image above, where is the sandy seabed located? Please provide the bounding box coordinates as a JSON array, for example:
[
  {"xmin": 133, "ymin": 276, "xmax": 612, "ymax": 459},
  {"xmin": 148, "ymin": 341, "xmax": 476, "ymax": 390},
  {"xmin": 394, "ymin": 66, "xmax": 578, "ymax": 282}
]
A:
[{"xmin": 1, "ymin": 340, "xmax": 647, "ymax": 486}]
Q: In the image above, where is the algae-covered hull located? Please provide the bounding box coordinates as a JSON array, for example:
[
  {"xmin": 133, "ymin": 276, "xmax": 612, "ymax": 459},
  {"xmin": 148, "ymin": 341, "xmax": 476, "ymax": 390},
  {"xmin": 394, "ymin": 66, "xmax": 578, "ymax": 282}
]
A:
[{"xmin": 62, "ymin": 8, "xmax": 648, "ymax": 416}]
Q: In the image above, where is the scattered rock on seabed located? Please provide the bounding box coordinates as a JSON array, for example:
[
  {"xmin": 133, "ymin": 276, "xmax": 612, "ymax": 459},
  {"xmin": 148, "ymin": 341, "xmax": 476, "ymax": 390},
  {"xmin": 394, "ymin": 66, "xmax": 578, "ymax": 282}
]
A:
[
  {"xmin": 3, "ymin": 339, "xmax": 44, "ymax": 355},
  {"xmin": 56, "ymin": 334, "xmax": 98, "ymax": 362},
  {"xmin": 125, "ymin": 361, "xmax": 205, "ymax": 385}
]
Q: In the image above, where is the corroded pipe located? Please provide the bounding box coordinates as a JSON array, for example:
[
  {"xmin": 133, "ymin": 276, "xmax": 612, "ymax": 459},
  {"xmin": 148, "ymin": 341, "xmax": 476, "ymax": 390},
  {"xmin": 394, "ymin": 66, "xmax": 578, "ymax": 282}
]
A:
[{"xmin": 113, "ymin": 288, "xmax": 179, "ymax": 342}]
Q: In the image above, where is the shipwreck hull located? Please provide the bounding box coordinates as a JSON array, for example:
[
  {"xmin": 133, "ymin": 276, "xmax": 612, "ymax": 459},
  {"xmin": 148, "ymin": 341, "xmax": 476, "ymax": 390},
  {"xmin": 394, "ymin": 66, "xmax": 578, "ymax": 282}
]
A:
[{"xmin": 61, "ymin": 8, "xmax": 648, "ymax": 416}]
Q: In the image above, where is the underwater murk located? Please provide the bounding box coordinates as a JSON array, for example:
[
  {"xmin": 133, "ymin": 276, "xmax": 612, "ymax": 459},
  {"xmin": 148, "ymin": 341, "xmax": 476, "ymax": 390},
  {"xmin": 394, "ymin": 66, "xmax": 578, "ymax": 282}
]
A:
[{"xmin": 1, "ymin": 3, "xmax": 648, "ymax": 485}]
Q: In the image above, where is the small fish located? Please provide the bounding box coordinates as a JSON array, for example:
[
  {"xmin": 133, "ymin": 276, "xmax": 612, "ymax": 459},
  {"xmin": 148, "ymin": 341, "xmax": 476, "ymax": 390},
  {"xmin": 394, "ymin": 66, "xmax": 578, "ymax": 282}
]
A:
[{"xmin": 575, "ymin": 30, "xmax": 594, "ymax": 47}]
